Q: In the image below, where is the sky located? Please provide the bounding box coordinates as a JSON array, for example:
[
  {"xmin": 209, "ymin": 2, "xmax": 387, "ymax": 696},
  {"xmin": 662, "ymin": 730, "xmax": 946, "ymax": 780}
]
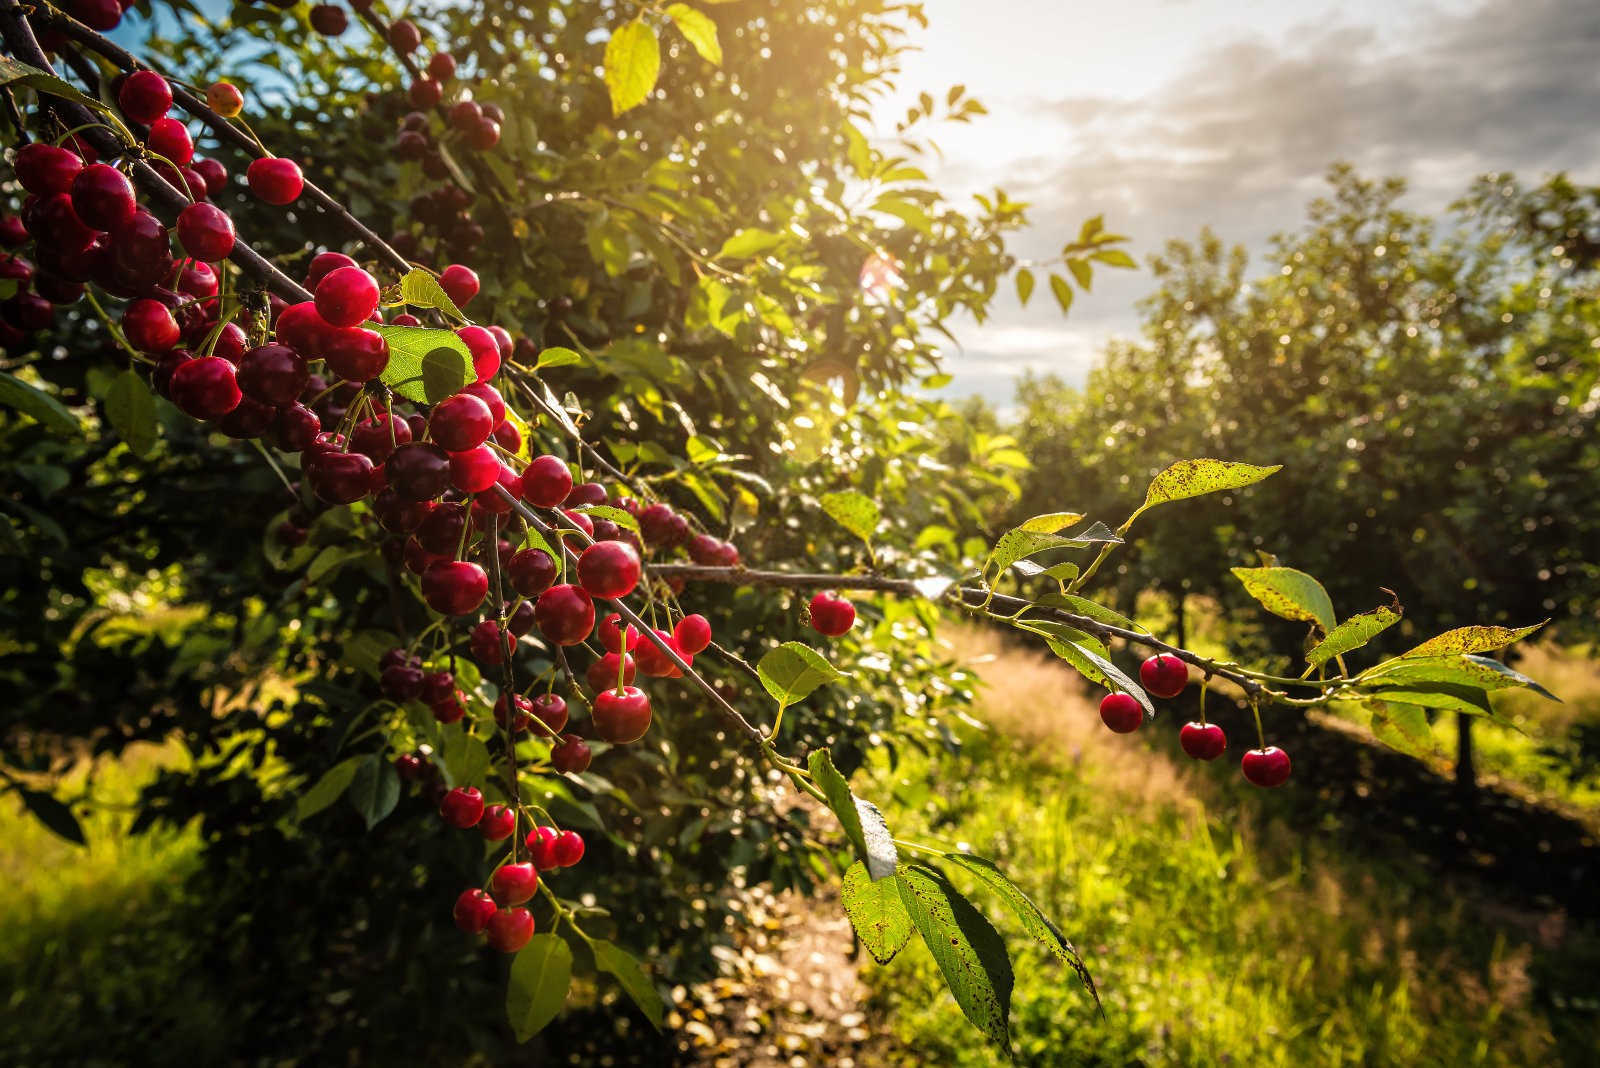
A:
[{"xmin": 867, "ymin": 0, "xmax": 1600, "ymax": 407}]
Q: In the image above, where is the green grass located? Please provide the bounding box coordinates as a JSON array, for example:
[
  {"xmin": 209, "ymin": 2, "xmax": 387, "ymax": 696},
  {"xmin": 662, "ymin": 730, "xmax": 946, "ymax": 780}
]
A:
[
  {"xmin": 0, "ymin": 743, "xmax": 230, "ymax": 1065},
  {"xmin": 861, "ymin": 629, "xmax": 1600, "ymax": 1066}
]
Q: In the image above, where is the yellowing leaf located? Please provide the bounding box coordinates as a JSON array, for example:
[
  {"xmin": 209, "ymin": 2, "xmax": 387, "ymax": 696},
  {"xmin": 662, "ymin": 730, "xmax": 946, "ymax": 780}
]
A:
[
  {"xmin": 604, "ymin": 18, "xmax": 660, "ymax": 116},
  {"xmin": 665, "ymin": 3, "xmax": 721, "ymax": 65}
]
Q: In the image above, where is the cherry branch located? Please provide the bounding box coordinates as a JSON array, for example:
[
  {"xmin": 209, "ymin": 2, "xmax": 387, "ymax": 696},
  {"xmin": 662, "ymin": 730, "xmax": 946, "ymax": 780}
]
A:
[
  {"xmin": 32, "ymin": 6, "xmax": 413, "ymax": 275},
  {"xmin": 648, "ymin": 563, "xmax": 1280, "ymax": 699}
]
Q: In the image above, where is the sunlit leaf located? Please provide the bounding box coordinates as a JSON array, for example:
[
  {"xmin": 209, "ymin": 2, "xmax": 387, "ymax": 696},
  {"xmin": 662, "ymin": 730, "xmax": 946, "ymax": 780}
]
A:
[
  {"xmin": 1231, "ymin": 566, "xmax": 1337, "ymax": 633},
  {"xmin": 592, "ymin": 940, "xmax": 665, "ymax": 1028},
  {"xmin": 758, "ymin": 642, "xmax": 847, "ymax": 709},
  {"xmin": 1397, "ymin": 622, "xmax": 1545, "ymax": 660},
  {"xmin": 374, "ymin": 325, "xmax": 476, "ymax": 404},
  {"xmin": 897, "ymin": 863, "xmax": 1013, "ymax": 1052},
  {"xmin": 665, "ymin": 4, "xmax": 722, "ymax": 65},
  {"xmin": 841, "ymin": 861, "xmax": 912, "ymax": 963},
  {"xmin": 507, "ymin": 934, "xmax": 572, "ymax": 1042},
  {"xmin": 0, "ymin": 372, "xmax": 79, "ymax": 436},
  {"xmin": 1137, "ymin": 459, "xmax": 1281, "ymax": 515},
  {"xmin": 1306, "ymin": 604, "xmax": 1401, "ymax": 669},
  {"xmin": 819, "ymin": 490, "xmax": 880, "ymax": 545},
  {"xmin": 604, "ymin": 18, "xmax": 661, "ymax": 116}
]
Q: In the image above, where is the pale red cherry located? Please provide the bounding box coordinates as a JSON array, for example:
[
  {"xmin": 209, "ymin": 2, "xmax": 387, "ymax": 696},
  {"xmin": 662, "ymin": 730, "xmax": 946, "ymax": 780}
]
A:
[
  {"xmin": 1139, "ymin": 654, "xmax": 1189, "ymax": 699},
  {"xmin": 247, "ymin": 156, "xmax": 304, "ymax": 205},
  {"xmin": 551, "ymin": 830, "xmax": 584, "ymax": 868},
  {"xmin": 577, "ymin": 540, "xmax": 641, "ymax": 599},
  {"xmin": 440, "ymin": 263, "xmax": 479, "ymax": 307},
  {"xmin": 674, "ymin": 613, "xmax": 712, "ymax": 655},
  {"xmin": 1098, "ymin": 692, "xmax": 1142, "ymax": 734}
]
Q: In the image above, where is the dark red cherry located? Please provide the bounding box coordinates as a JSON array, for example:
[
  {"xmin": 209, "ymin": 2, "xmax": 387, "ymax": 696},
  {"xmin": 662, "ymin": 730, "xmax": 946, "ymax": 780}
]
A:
[
  {"xmin": 534, "ymin": 584, "xmax": 594, "ymax": 646},
  {"xmin": 388, "ymin": 18, "xmax": 421, "ymax": 52},
  {"xmin": 193, "ymin": 157, "xmax": 228, "ymax": 196},
  {"xmin": 386, "ymin": 442, "xmax": 452, "ymax": 501},
  {"xmin": 305, "ymin": 449, "xmax": 375, "ymax": 504},
  {"xmin": 237, "ymin": 343, "xmax": 308, "ymax": 405},
  {"xmin": 175, "ymin": 202, "xmax": 236, "ymax": 262},
  {"xmin": 70, "ymin": 163, "xmax": 137, "ymax": 231},
  {"xmin": 350, "ymin": 411, "xmax": 412, "ymax": 464},
  {"xmin": 168, "ymin": 355, "xmax": 241, "ymax": 419},
  {"xmin": 1241, "ymin": 746, "xmax": 1292, "ymax": 787},
  {"xmin": 14, "ymin": 143, "xmax": 82, "ymax": 196},
  {"xmin": 271, "ymin": 403, "xmax": 322, "ymax": 452},
  {"xmin": 549, "ymin": 734, "xmax": 591, "ymax": 774},
  {"xmin": 118, "ymin": 70, "xmax": 172, "ymax": 124},
  {"xmin": 507, "ymin": 548, "xmax": 557, "ymax": 598}
]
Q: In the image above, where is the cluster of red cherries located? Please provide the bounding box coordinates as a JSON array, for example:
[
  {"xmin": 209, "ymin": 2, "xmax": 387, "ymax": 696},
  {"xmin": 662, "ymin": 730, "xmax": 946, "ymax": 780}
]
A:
[{"xmin": 1097, "ymin": 654, "xmax": 1292, "ymax": 787}]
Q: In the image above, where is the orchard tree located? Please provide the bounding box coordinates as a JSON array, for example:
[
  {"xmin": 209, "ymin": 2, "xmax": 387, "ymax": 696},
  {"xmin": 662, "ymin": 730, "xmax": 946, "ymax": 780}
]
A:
[{"xmin": 0, "ymin": 3, "xmax": 1557, "ymax": 1058}]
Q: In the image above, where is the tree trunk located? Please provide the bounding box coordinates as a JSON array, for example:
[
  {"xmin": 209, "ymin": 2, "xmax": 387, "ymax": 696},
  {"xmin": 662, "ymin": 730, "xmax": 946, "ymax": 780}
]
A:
[{"xmin": 1456, "ymin": 712, "xmax": 1476, "ymax": 795}]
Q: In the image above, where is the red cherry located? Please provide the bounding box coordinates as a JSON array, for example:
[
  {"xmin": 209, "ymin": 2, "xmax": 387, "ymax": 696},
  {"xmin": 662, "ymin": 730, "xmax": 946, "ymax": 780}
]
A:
[
  {"xmin": 462, "ymin": 380, "xmax": 505, "ymax": 427},
  {"xmin": 1139, "ymin": 654, "xmax": 1189, "ymax": 699},
  {"xmin": 350, "ymin": 412, "xmax": 412, "ymax": 464},
  {"xmin": 428, "ymin": 392, "xmax": 494, "ymax": 452},
  {"xmin": 562, "ymin": 510, "xmax": 595, "ymax": 538},
  {"xmin": 577, "ymin": 540, "xmax": 641, "ymax": 599},
  {"xmin": 305, "ymin": 449, "xmax": 375, "ymax": 504},
  {"xmin": 468, "ymin": 118, "xmax": 501, "ymax": 152},
  {"xmin": 2, "ymin": 292, "xmax": 53, "ymax": 332},
  {"xmin": 586, "ymin": 652, "xmax": 636, "ymax": 694},
  {"xmin": 636, "ymin": 503, "xmax": 685, "ymax": 549},
  {"xmin": 674, "ymin": 614, "xmax": 712, "ymax": 655},
  {"xmin": 453, "ymin": 887, "xmax": 497, "ymax": 934},
  {"xmin": 428, "ymin": 51, "xmax": 457, "ymax": 80},
  {"xmin": 322, "ymin": 325, "xmax": 390, "ymax": 381},
  {"xmin": 470, "ymin": 620, "xmax": 515, "ymax": 665},
  {"xmin": 66, "ymin": 0, "xmax": 122, "ymax": 29},
  {"xmin": 522, "ymin": 454, "xmax": 573, "ymax": 508},
  {"xmin": 534, "ymin": 584, "xmax": 595, "ymax": 646},
  {"xmin": 494, "ymin": 692, "xmax": 534, "ymax": 733},
  {"xmin": 408, "ymin": 77, "xmax": 442, "ymax": 109},
  {"xmin": 173, "ymin": 202, "xmax": 236, "ymax": 262},
  {"xmin": 28, "ymin": 194, "xmax": 96, "ymax": 253},
  {"xmin": 486, "ymin": 907, "xmax": 534, "ymax": 953},
  {"xmin": 147, "ymin": 117, "xmax": 194, "ymax": 165},
  {"xmin": 395, "ymin": 752, "xmax": 425, "ymax": 781},
  {"xmin": 446, "ymin": 445, "xmax": 498, "ymax": 493},
  {"xmin": 439, "ymin": 785, "xmax": 484, "ymax": 828},
  {"xmin": 247, "ymin": 157, "xmax": 304, "ymax": 205},
  {"xmin": 118, "ymin": 69, "xmax": 172, "ymax": 124},
  {"xmin": 551, "ymin": 830, "xmax": 584, "ymax": 868},
  {"xmin": 1098, "ymin": 692, "xmax": 1142, "ymax": 734},
  {"xmin": 192, "ymin": 157, "xmax": 228, "ymax": 196},
  {"xmin": 70, "ymin": 164, "xmax": 137, "ymax": 231},
  {"xmin": 1241, "ymin": 746, "xmax": 1292, "ymax": 787},
  {"xmin": 177, "ymin": 261, "xmax": 218, "ymax": 300},
  {"xmin": 15, "ymin": 143, "xmax": 83, "ymax": 196},
  {"xmin": 274, "ymin": 300, "xmax": 331, "ymax": 354},
  {"xmin": 456, "ymin": 324, "xmax": 499, "ymax": 380},
  {"xmin": 430, "ymin": 691, "xmax": 466, "ymax": 724},
  {"xmin": 491, "ymin": 861, "xmax": 539, "ymax": 904},
  {"xmin": 808, "ymin": 592, "xmax": 856, "ymax": 637},
  {"xmin": 525, "ymin": 825, "xmax": 559, "ymax": 868},
  {"xmin": 388, "ymin": 18, "xmax": 422, "ymax": 52},
  {"xmin": 120, "ymin": 298, "xmax": 179, "ymax": 353},
  {"xmin": 237, "ymin": 343, "xmax": 308, "ymax": 405},
  {"xmin": 420, "ymin": 559, "xmax": 488, "ymax": 615},
  {"xmin": 1179, "ymin": 722, "xmax": 1227, "ymax": 761},
  {"xmin": 380, "ymin": 663, "xmax": 425, "ymax": 701},
  {"xmin": 479, "ymin": 804, "xmax": 517, "ymax": 842},
  {"xmin": 550, "ymin": 734, "xmax": 591, "ymax": 774},
  {"xmin": 271, "ymin": 403, "xmax": 322, "ymax": 452},
  {"xmin": 563, "ymin": 482, "xmax": 607, "ymax": 508},
  {"xmin": 420, "ymin": 670, "xmax": 454, "ymax": 703},
  {"xmin": 634, "ymin": 630, "xmax": 689, "ymax": 678},
  {"xmin": 315, "ymin": 265, "xmax": 380, "ymax": 328},
  {"xmin": 507, "ymin": 547, "xmax": 557, "ymax": 597},
  {"xmin": 438, "ymin": 264, "xmax": 479, "ymax": 308},
  {"xmin": 305, "ymin": 251, "xmax": 357, "ymax": 289},
  {"xmin": 415, "ymin": 502, "xmax": 467, "ymax": 553},
  {"xmin": 448, "ymin": 99, "xmax": 482, "ymax": 131},
  {"xmin": 598, "ymin": 613, "xmax": 640, "ymax": 653},
  {"xmin": 593, "ymin": 685, "xmax": 652, "ymax": 744},
  {"xmin": 386, "ymin": 442, "xmax": 452, "ymax": 500},
  {"xmin": 530, "ymin": 693, "xmax": 568, "ymax": 733}
]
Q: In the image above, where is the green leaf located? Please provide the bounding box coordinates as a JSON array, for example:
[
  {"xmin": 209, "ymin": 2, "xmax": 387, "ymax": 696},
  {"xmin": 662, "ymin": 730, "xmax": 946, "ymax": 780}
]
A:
[
  {"xmin": 398, "ymin": 268, "xmax": 465, "ymax": 322},
  {"xmin": 1037, "ymin": 593, "xmax": 1142, "ymax": 632},
  {"xmin": 575, "ymin": 503, "xmax": 640, "ymax": 534},
  {"xmin": 943, "ymin": 852, "xmax": 1098, "ymax": 1008},
  {"xmin": 440, "ymin": 728, "xmax": 491, "ymax": 789},
  {"xmin": 0, "ymin": 372, "xmax": 79, "ymax": 436},
  {"xmin": 985, "ymin": 529, "xmax": 1075, "ymax": 580},
  {"xmin": 1015, "ymin": 511, "xmax": 1084, "ymax": 534},
  {"xmin": 1370, "ymin": 684, "xmax": 1496, "ymax": 719},
  {"xmin": 1015, "ymin": 268, "xmax": 1034, "ymax": 306},
  {"xmin": 1365, "ymin": 655, "xmax": 1558, "ymax": 701},
  {"xmin": 665, "ymin": 3, "xmax": 722, "ymax": 65},
  {"xmin": 841, "ymin": 861, "xmax": 912, "ymax": 963},
  {"xmin": 534, "ymin": 346, "xmax": 583, "ymax": 371},
  {"xmin": 604, "ymin": 18, "xmax": 661, "ymax": 116},
  {"xmin": 819, "ymin": 490, "xmax": 880, "ymax": 545},
  {"xmin": 1306, "ymin": 604, "xmax": 1401, "ymax": 669},
  {"xmin": 1367, "ymin": 701, "xmax": 1438, "ymax": 758},
  {"xmin": 897, "ymin": 863, "xmax": 1013, "ymax": 1053},
  {"xmin": 592, "ymin": 939, "xmax": 665, "ymax": 1028},
  {"xmin": 347, "ymin": 756, "xmax": 400, "ymax": 829},
  {"xmin": 0, "ymin": 56, "xmax": 125, "ymax": 133},
  {"xmin": 1136, "ymin": 459, "xmax": 1281, "ymax": 515},
  {"xmin": 507, "ymin": 934, "xmax": 572, "ymax": 1042},
  {"xmin": 1231, "ymin": 567, "xmax": 1337, "ymax": 633},
  {"xmin": 758, "ymin": 642, "xmax": 848, "ymax": 710},
  {"xmin": 103, "ymin": 369, "xmax": 158, "ymax": 457},
  {"xmin": 373, "ymin": 326, "xmax": 476, "ymax": 404},
  {"xmin": 295, "ymin": 756, "xmax": 366, "ymax": 821},
  {"xmin": 1397, "ymin": 622, "xmax": 1545, "ymax": 660},
  {"xmin": 16, "ymin": 787, "xmax": 85, "ymax": 845},
  {"xmin": 809, "ymin": 748, "xmax": 898, "ymax": 880},
  {"xmin": 1048, "ymin": 272, "xmax": 1074, "ymax": 313}
]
